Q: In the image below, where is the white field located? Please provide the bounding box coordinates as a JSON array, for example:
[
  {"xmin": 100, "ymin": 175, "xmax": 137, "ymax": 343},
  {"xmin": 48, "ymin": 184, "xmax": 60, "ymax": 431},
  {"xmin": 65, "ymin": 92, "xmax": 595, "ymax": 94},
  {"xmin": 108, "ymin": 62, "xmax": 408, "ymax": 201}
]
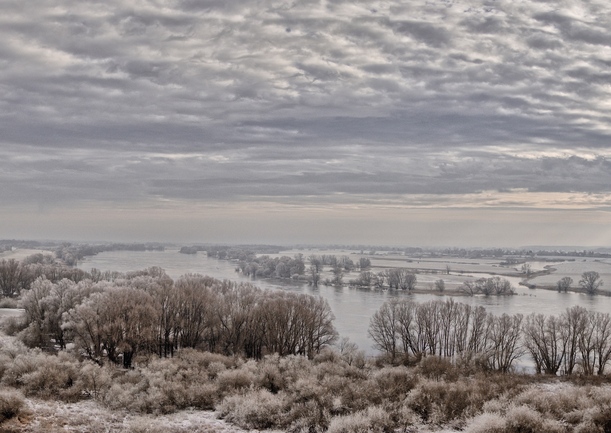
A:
[
  {"xmin": 8, "ymin": 398, "xmax": 271, "ymax": 433},
  {"xmin": 529, "ymin": 258, "xmax": 611, "ymax": 291}
]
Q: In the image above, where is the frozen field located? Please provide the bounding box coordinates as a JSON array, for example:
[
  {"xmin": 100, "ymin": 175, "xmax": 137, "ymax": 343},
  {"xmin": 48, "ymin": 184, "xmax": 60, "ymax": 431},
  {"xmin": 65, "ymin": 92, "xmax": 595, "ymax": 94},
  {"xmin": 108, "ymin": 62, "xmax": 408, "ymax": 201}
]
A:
[{"xmin": 529, "ymin": 257, "xmax": 611, "ymax": 291}]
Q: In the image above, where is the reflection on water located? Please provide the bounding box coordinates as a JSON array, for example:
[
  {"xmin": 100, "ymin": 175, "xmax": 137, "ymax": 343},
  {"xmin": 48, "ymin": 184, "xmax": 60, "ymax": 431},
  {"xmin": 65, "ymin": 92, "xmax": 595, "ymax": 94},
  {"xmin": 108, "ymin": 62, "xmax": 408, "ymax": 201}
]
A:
[{"xmin": 78, "ymin": 250, "xmax": 611, "ymax": 355}]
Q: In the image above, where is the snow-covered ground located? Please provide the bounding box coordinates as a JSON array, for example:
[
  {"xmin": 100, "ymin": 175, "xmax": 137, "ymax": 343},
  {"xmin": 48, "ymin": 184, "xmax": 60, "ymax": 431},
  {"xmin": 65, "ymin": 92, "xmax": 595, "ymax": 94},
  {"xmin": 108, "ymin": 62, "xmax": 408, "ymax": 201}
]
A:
[{"xmin": 5, "ymin": 399, "xmax": 280, "ymax": 433}]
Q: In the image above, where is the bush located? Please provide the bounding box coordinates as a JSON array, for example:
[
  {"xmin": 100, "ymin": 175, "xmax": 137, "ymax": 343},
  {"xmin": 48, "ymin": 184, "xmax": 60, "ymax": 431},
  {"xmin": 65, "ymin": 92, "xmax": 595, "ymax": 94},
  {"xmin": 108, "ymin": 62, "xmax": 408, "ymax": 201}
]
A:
[
  {"xmin": 0, "ymin": 316, "xmax": 26, "ymax": 337},
  {"xmin": 418, "ymin": 355, "xmax": 458, "ymax": 381},
  {"xmin": 216, "ymin": 365, "xmax": 255, "ymax": 395},
  {"xmin": 327, "ymin": 406, "xmax": 394, "ymax": 433},
  {"xmin": 24, "ymin": 353, "xmax": 80, "ymax": 400},
  {"xmin": 504, "ymin": 405, "xmax": 565, "ymax": 433},
  {"xmin": 0, "ymin": 389, "xmax": 25, "ymax": 423},
  {"xmin": 405, "ymin": 376, "xmax": 503, "ymax": 425},
  {"xmin": 218, "ymin": 388, "xmax": 289, "ymax": 429},
  {"xmin": 74, "ymin": 362, "xmax": 112, "ymax": 400},
  {"xmin": 465, "ymin": 412, "xmax": 506, "ymax": 433},
  {"xmin": 285, "ymin": 400, "xmax": 331, "ymax": 433},
  {"xmin": 255, "ymin": 359, "xmax": 285, "ymax": 393},
  {"xmin": 1, "ymin": 351, "xmax": 81, "ymax": 401},
  {"xmin": 371, "ymin": 366, "xmax": 418, "ymax": 401}
]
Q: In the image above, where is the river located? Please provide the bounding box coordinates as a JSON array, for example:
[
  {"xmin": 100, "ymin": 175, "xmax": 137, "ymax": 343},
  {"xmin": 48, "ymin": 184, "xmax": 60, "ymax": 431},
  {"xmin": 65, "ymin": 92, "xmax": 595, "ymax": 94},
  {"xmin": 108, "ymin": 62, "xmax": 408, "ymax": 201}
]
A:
[{"xmin": 77, "ymin": 249, "xmax": 611, "ymax": 356}]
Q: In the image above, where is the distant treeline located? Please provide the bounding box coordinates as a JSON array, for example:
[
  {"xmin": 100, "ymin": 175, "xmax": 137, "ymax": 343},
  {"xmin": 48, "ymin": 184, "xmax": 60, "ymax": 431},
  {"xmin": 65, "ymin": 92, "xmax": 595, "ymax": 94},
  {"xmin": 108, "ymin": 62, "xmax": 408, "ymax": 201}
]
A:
[
  {"xmin": 178, "ymin": 245, "xmax": 284, "ymax": 257},
  {"xmin": 0, "ymin": 255, "xmax": 93, "ymax": 298},
  {"xmin": 55, "ymin": 243, "xmax": 165, "ymax": 266}
]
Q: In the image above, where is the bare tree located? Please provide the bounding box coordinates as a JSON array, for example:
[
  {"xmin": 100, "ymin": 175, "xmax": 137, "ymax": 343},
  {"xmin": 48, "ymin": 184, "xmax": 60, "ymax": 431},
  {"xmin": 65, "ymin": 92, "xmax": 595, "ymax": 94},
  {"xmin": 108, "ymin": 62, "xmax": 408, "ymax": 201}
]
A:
[
  {"xmin": 385, "ymin": 268, "xmax": 417, "ymax": 290},
  {"xmin": 368, "ymin": 300, "xmax": 400, "ymax": 362},
  {"xmin": 308, "ymin": 254, "xmax": 323, "ymax": 273},
  {"xmin": 560, "ymin": 306, "xmax": 588, "ymax": 375},
  {"xmin": 556, "ymin": 276, "xmax": 573, "ymax": 293},
  {"xmin": 523, "ymin": 314, "xmax": 566, "ymax": 375},
  {"xmin": 0, "ymin": 259, "xmax": 26, "ymax": 297},
  {"xmin": 579, "ymin": 271, "xmax": 603, "ymax": 295},
  {"xmin": 399, "ymin": 271, "xmax": 417, "ymax": 291},
  {"xmin": 592, "ymin": 312, "xmax": 611, "ymax": 375},
  {"xmin": 459, "ymin": 280, "xmax": 478, "ymax": 296},
  {"xmin": 487, "ymin": 314, "xmax": 524, "ymax": 372}
]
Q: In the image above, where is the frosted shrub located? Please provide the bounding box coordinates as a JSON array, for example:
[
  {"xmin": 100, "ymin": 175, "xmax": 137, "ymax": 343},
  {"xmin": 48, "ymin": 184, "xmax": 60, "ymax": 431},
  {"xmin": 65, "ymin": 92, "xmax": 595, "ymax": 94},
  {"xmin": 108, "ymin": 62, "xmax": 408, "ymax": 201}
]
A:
[
  {"xmin": 504, "ymin": 405, "xmax": 564, "ymax": 433},
  {"xmin": 405, "ymin": 378, "xmax": 478, "ymax": 424},
  {"xmin": 184, "ymin": 382, "xmax": 217, "ymax": 410},
  {"xmin": 288, "ymin": 377, "xmax": 329, "ymax": 407},
  {"xmin": 104, "ymin": 370, "xmax": 152, "ymax": 413},
  {"xmin": 1, "ymin": 316, "xmax": 27, "ymax": 337},
  {"xmin": 0, "ymin": 349, "xmax": 41, "ymax": 388},
  {"xmin": 418, "ymin": 356, "xmax": 458, "ymax": 381},
  {"xmin": 2, "ymin": 351, "xmax": 81, "ymax": 400},
  {"xmin": 216, "ymin": 366, "xmax": 255, "ymax": 394},
  {"xmin": 75, "ymin": 362, "xmax": 112, "ymax": 400},
  {"xmin": 18, "ymin": 352, "xmax": 81, "ymax": 401},
  {"xmin": 255, "ymin": 360, "xmax": 285, "ymax": 393},
  {"xmin": 464, "ymin": 412, "xmax": 506, "ymax": 433},
  {"xmin": 0, "ymin": 388, "xmax": 25, "ymax": 423},
  {"xmin": 218, "ymin": 388, "xmax": 289, "ymax": 429},
  {"xmin": 313, "ymin": 347, "xmax": 341, "ymax": 364},
  {"xmin": 582, "ymin": 404, "xmax": 611, "ymax": 433},
  {"xmin": 206, "ymin": 361, "xmax": 226, "ymax": 379},
  {"xmin": 176, "ymin": 349, "xmax": 236, "ymax": 370},
  {"xmin": 327, "ymin": 406, "xmax": 394, "ymax": 433},
  {"xmin": 286, "ymin": 400, "xmax": 331, "ymax": 433},
  {"xmin": 277, "ymin": 354, "xmax": 312, "ymax": 382},
  {"xmin": 0, "ymin": 338, "xmax": 29, "ymax": 382},
  {"xmin": 371, "ymin": 366, "xmax": 417, "ymax": 401}
]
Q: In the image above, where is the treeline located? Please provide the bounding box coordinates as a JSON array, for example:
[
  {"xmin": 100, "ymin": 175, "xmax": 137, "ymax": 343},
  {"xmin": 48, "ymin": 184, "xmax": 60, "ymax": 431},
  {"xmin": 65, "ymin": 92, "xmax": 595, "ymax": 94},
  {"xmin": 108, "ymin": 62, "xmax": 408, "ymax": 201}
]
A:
[
  {"xmin": 0, "ymin": 256, "xmax": 92, "ymax": 299},
  {"xmin": 55, "ymin": 243, "xmax": 165, "ymax": 266},
  {"xmin": 15, "ymin": 270, "xmax": 337, "ymax": 368},
  {"xmin": 232, "ymin": 253, "xmax": 373, "ymax": 287},
  {"xmin": 0, "ymin": 239, "xmax": 49, "ymax": 251},
  {"xmin": 204, "ymin": 245, "xmax": 283, "ymax": 259},
  {"xmin": 238, "ymin": 254, "xmax": 307, "ymax": 279},
  {"xmin": 350, "ymin": 268, "xmax": 416, "ymax": 290},
  {"xmin": 370, "ymin": 298, "xmax": 611, "ymax": 375}
]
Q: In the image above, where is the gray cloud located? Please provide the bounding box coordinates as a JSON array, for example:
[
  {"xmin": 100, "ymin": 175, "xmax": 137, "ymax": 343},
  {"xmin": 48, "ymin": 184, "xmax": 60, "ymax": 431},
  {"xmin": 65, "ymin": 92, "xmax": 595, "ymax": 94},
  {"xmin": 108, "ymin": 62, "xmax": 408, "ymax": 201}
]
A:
[{"xmin": 2, "ymin": 0, "xmax": 611, "ymax": 223}]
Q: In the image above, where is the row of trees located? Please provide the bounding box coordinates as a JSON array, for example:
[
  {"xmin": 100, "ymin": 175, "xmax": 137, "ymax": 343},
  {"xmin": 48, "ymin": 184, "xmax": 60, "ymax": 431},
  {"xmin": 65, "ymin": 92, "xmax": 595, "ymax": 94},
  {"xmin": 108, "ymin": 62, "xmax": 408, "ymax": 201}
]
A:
[
  {"xmin": 232, "ymin": 254, "xmax": 372, "ymax": 287},
  {"xmin": 0, "ymin": 257, "xmax": 91, "ymax": 298},
  {"xmin": 350, "ymin": 268, "xmax": 418, "ymax": 290},
  {"xmin": 458, "ymin": 276, "xmax": 514, "ymax": 296},
  {"xmin": 237, "ymin": 254, "xmax": 306, "ymax": 279},
  {"xmin": 55, "ymin": 243, "xmax": 164, "ymax": 266},
  {"xmin": 19, "ymin": 271, "xmax": 337, "ymax": 368},
  {"xmin": 556, "ymin": 271, "xmax": 604, "ymax": 295},
  {"xmin": 369, "ymin": 299, "xmax": 611, "ymax": 375}
]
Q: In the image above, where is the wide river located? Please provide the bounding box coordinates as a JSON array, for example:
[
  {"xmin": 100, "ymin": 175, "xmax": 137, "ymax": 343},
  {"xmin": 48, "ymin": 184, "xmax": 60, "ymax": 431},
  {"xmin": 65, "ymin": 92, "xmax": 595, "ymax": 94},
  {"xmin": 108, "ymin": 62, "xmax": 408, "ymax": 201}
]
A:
[{"xmin": 78, "ymin": 249, "xmax": 611, "ymax": 357}]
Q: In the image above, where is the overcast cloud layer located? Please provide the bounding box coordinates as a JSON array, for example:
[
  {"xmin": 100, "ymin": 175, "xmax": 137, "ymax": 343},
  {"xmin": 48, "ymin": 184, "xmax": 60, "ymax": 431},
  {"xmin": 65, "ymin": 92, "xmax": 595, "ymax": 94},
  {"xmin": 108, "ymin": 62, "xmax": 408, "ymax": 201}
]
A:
[{"xmin": 2, "ymin": 0, "xmax": 611, "ymax": 245}]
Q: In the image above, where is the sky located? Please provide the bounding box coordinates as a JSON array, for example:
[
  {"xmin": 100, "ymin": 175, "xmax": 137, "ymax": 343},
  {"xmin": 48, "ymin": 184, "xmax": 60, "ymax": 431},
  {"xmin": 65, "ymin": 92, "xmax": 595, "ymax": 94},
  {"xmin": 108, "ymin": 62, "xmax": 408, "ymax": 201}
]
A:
[{"xmin": 2, "ymin": 0, "xmax": 611, "ymax": 247}]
